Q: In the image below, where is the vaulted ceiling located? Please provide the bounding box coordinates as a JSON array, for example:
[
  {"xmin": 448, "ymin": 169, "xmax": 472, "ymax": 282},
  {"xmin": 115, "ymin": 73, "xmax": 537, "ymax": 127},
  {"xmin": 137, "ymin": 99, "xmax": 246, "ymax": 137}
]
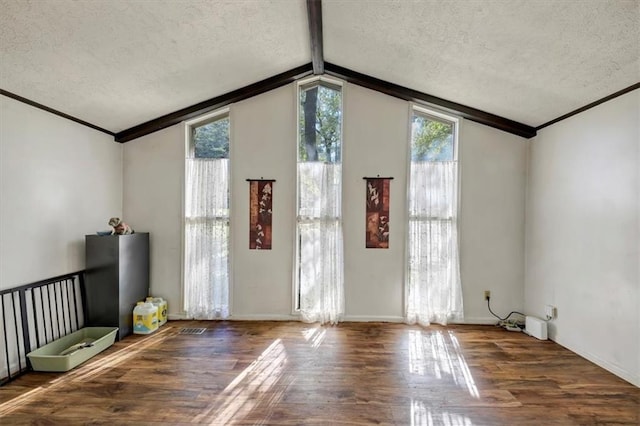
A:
[{"xmin": 1, "ymin": 0, "xmax": 638, "ymax": 140}]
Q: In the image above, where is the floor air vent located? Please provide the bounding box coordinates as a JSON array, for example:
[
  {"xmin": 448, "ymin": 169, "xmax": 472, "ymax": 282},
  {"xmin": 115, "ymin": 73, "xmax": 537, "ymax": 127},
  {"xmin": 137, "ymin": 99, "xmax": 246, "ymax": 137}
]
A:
[{"xmin": 179, "ymin": 328, "xmax": 206, "ymax": 335}]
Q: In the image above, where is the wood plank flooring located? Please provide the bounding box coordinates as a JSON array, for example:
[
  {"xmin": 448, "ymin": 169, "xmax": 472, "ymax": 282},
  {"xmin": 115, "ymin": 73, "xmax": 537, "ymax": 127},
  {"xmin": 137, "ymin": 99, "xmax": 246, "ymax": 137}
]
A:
[{"xmin": 0, "ymin": 321, "xmax": 638, "ymax": 425}]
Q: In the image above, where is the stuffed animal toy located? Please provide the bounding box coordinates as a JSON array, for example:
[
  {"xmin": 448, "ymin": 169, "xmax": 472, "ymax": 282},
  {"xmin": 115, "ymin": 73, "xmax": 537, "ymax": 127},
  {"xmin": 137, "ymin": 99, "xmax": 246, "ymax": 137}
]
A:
[{"xmin": 108, "ymin": 217, "xmax": 134, "ymax": 235}]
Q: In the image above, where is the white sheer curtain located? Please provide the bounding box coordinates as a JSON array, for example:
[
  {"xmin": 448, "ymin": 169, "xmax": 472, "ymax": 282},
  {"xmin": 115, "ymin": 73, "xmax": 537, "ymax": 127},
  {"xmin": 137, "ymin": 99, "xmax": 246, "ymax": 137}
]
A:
[
  {"xmin": 184, "ymin": 158, "xmax": 230, "ymax": 319},
  {"xmin": 406, "ymin": 161, "xmax": 463, "ymax": 326},
  {"xmin": 297, "ymin": 162, "xmax": 344, "ymax": 324}
]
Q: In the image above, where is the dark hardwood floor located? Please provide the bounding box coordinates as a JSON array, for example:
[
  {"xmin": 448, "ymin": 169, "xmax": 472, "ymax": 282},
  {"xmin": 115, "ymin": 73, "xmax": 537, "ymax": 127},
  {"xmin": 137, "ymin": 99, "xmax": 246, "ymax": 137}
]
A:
[{"xmin": 0, "ymin": 321, "xmax": 638, "ymax": 425}]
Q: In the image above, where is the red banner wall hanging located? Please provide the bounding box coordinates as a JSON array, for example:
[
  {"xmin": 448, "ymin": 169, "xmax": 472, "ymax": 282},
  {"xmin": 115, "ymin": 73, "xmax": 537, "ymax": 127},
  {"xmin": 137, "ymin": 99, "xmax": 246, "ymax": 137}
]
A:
[
  {"xmin": 247, "ymin": 178, "xmax": 275, "ymax": 249},
  {"xmin": 364, "ymin": 176, "xmax": 393, "ymax": 249}
]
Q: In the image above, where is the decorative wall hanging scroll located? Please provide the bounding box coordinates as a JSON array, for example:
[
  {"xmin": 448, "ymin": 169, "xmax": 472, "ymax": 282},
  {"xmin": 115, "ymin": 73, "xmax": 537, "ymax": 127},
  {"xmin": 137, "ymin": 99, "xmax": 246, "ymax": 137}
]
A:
[
  {"xmin": 247, "ymin": 178, "xmax": 275, "ymax": 249},
  {"xmin": 364, "ymin": 176, "xmax": 393, "ymax": 249}
]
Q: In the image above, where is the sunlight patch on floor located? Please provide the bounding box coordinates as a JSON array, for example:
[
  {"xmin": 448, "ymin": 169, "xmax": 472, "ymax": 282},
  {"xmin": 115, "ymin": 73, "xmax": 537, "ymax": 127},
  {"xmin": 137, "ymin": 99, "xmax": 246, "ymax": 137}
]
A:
[
  {"xmin": 410, "ymin": 399, "xmax": 474, "ymax": 426},
  {"xmin": 302, "ymin": 327, "xmax": 326, "ymax": 348},
  {"xmin": 0, "ymin": 386, "xmax": 45, "ymax": 416},
  {"xmin": 194, "ymin": 338, "xmax": 288, "ymax": 424},
  {"xmin": 408, "ymin": 329, "xmax": 479, "ymax": 398},
  {"xmin": 448, "ymin": 331, "xmax": 479, "ymax": 398}
]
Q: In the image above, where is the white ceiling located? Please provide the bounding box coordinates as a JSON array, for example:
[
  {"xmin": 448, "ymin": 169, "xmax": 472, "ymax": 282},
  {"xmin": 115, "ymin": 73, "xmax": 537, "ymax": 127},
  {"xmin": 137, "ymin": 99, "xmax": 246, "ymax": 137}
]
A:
[
  {"xmin": 0, "ymin": 0, "xmax": 310, "ymax": 132},
  {"xmin": 1, "ymin": 0, "xmax": 638, "ymax": 134},
  {"xmin": 324, "ymin": 0, "xmax": 639, "ymax": 126}
]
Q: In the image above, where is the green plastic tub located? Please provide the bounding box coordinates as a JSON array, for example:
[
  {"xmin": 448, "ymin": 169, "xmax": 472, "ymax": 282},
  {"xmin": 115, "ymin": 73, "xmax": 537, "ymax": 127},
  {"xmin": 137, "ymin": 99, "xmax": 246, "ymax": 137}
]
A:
[{"xmin": 27, "ymin": 327, "xmax": 118, "ymax": 372}]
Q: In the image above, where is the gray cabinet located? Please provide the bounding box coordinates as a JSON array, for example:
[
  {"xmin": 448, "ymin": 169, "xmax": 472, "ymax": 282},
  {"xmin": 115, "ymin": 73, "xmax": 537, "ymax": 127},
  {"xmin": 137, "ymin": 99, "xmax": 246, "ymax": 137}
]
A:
[{"xmin": 84, "ymin": 233, "xmax": 149, "ymax": 340}]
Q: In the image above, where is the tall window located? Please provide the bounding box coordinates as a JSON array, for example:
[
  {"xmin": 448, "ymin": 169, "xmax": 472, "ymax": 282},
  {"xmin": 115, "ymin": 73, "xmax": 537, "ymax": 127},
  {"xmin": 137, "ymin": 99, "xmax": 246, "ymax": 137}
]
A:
[
  {"xmin": 184, "ymin": 112, "xmax": 230, "ymax": 319},
  {"xmin": 296, "ymin": 80, "xmax": 344, "ymax": 324},
  {"xmin": 405, "ymin": 109, "xmax": 463, "ymax": 326}
]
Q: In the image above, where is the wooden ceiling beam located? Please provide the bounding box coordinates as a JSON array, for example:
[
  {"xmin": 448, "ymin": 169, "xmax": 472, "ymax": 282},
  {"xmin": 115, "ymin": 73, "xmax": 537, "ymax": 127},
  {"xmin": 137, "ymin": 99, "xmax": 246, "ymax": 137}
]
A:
[
  {"xmin": 306, "ymin": 0, "xmax": 324, "ymax": 75},
  {"xmin": 324, "ymin": 63, "xmax": 537, "ymax": 139},
  {"xmin": 115, "ymin": 64, "xmax": 313, "ymax": 143}
]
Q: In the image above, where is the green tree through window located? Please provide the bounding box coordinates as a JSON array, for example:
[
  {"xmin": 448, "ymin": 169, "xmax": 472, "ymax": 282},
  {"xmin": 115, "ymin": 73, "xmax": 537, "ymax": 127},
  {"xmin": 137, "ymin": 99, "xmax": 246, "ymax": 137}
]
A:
[
  {"xmin": 194, "ymin": 117, "xmax": 230, "ymax": 159},
  {"xmin": 299, "ymin": 84, "xmax": 342, "ymax": 162},
  {"xmin": 411, "ymin": 114, "xmax": 453, "ymax": 161}
]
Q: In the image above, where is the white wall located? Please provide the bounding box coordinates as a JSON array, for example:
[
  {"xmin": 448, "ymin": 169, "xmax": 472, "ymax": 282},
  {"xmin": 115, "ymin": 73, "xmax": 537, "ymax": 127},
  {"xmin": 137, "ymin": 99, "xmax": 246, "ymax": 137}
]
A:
[
  {"xmin": 123, "ymin": 124, "xmax": 184, "ymax": 312},
  {"xmin": 0, "ymin": 96, "xmax": 122, "ymax": 289},
  {"xmin": 342, "ymin": 84, "xmax": 409, "ymax": 320},
  {"xmin": 460, "ymin": 120, "xmax": 527, "ymax": 322},
  {"xmin": 122, "ymin": 81, "xmax": 528, "ymax": 324},
  {"xmin": 525, "ymin": 89, "xmax": 639, "ymax": 386},
  {"xmin": 231, "ymin": 86, "xmax": 297, "ymax": 319}
]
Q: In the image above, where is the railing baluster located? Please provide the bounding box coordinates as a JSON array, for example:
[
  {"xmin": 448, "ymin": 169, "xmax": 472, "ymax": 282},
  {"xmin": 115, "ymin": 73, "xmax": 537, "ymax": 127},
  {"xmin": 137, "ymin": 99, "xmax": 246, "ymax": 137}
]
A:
[
  {"xmin": 50, "ymin": 284, "xmax": 57, "ymax": 340},
  {"xmin": 1, "ymin": 295, "xmax": 12, "ymax": 382},
  {"xmin": 61, "ymin": 280, "xmax": 68, "ymax": 334},
  {"xmin": 63, "ymin": 279, "xmax": 71, "ymax": 334},
  {"xmin": 58, "ymin": 282, "xmax": 65, "ymax": 336},
  {"xmin": 39, "ymin": 286, "xmax": 48, "ymax": 344},
  {"xmin": 71, "ymin": 277, "xmax": 80, "ymax": 331},
  {"xmin": 45, "ymin": 285, "xmax": 55, "ymax": 342},
  {"xmin": 18, "ymin": 290, "xmax": 33, "ymax": 370},
  {"xmin": 52, "ymin": 283, "xmax": 63, "ymax": 339},
  {"xmin": 31, "ymin": 289, "xmax": 41, "ymax": 348},
  {"xmin": 12, "ymin": 293, "xmax": 23, "ymax": 373},
  {"xmin": 78, "ymin": 273, "xmax": 86, "ymax": 329}
]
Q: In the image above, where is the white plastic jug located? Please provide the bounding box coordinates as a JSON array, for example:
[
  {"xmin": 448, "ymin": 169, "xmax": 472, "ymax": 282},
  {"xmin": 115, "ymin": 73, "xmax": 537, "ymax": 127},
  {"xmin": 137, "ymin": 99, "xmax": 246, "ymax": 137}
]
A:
[{"xmin": 133, "ymin": 302, "xmax": 158, "ymax": 334}]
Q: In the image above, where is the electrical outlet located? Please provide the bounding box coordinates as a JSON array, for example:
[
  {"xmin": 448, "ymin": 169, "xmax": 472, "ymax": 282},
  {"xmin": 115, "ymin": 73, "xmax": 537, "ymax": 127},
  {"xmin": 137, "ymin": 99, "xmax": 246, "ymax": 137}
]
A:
[
  {"xmin": 545, "ymin": 305, "xmax": 556, "ymax": 320},
  {"xmin": 484, "ymin": 290, "xmax": 491, "ymax": 301}
]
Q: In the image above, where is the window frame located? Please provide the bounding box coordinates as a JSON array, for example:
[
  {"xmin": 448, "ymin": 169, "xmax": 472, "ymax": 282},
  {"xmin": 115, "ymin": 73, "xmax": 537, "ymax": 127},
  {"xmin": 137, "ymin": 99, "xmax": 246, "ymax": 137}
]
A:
[
  {"xmin": 408, "ymin": 105, "xmax": 460, "ymax": 223},
  {"xmin": 181, "ymin": 107, "xmax": 232, "ymax": 317},
  {"xmin": 405, "ymin": 105, "xmax": 464, "ymax": 324},
  {"xmin": 293, "ymin": 76, "xmax": 344, "ymax": 314},
  {"xmin": 411, "ymin": 106, "xmax": 458, "ymax": 163},
  {"xmin": 187, "ymin": 109, "xmax": 231, "ymax": 159}
]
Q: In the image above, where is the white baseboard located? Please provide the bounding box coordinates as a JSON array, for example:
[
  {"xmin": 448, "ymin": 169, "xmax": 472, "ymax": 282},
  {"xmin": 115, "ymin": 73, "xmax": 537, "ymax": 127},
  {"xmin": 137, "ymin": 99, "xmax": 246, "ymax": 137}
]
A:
[
  {"xmin": 455, "ymin": 317, "xmax": 499, "ymax": 325},
  {"xmin": 553, "ymin": 337, "xmax": 640, "ymax": 388},
  {"xmin": 342, "ymin": 316, "xmax": 499, "ymax": 325},
  {"xmin": 168, "ymin": 313, "xmax": 298, "ymax": 321},
  {"xmin": 343, "ymin": 315, "xmax": 404, "ymax": 323},
  {"xmin": 228, "ymin": 314, "xmax": 298, "ymax": 321},
  {"xmin": 167, "ymin": 312, "xmax": 187, "ymax": 321}
]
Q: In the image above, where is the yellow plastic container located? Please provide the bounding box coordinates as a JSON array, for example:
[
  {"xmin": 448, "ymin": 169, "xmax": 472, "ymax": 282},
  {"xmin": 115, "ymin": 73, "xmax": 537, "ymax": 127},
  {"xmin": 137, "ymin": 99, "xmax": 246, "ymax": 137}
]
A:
[
  {"xmin": 146, "ymin": 297, "xmax": 168, "ymax": 326},
  {"xmin": 133, "ymin": 302, "xmax": 158, "ymax": 334}
]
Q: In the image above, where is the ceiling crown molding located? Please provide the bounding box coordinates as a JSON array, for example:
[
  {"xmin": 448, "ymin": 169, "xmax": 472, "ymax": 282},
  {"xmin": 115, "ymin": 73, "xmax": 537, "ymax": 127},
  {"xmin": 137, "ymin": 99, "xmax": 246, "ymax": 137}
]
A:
[
  {"xmin": 536, "ymin": 82, "xmax": 640, "ymax": 131},
  {"xmin": 0, "ymin": 89, "xmax": 114, "ymax": 137}
]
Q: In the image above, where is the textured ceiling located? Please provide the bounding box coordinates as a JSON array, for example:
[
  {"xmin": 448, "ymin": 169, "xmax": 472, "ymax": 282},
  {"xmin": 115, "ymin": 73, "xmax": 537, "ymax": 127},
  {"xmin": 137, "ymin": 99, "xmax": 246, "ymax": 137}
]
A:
[
  {"xmin": 1, "ymin": 0, "xmax": 638, "ymax": 134},
  {"xmin": 325, "ymin": 0, "xmax": 640, "ymax": 126},
  {"xmin": 0, "ymin": 0, "xmax": 309, "ymax": 132}
]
